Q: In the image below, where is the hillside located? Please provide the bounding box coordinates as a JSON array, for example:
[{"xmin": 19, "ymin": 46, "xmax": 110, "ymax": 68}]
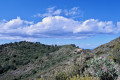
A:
[
  {"xmin": 92, "ymin": 37, "xmax": 120, "ymax": 64},
  {"xmin": 0, "ymin": 41, "xmax": 92, "ymax": 80},
  {"xmin": 0, "ymin": 37, "xmax": 120, "ymax": 80},
  {"xmin": 0, "ymin": 41, "xmax": 61, "ymax": 79},
  {"xmin": 91, "ymin": 37, "xmax": 120, "ymax": 80}
]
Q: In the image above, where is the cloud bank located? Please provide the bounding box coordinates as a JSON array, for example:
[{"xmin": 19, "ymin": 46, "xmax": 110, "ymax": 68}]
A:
[{"xmin": 0, "ymin": 15, "xmax": 120, "ymax": 41}]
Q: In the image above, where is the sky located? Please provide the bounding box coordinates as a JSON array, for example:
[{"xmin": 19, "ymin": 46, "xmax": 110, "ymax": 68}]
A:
[{"xmin": 0, "ymin": 0, "xmax": 120, "ymax": 49}]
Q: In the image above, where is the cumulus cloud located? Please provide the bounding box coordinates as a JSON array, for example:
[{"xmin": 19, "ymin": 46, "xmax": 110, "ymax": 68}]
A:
[
  {"xmin": 0, "ymin": 16, "xmax": 120, "ymax": 41},
  {"xmin": 0, "ymin": 17, "xmax": 33, "ymax": 29}
]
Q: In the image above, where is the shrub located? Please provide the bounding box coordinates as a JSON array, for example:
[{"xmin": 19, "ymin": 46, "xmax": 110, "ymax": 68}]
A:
[
  {"xmin": 31, "ymin": 69, "xmax": 37, "ymax": 74},
  {"xmin": 10, "ymin": 65, "xmax": 17, "ymax": 70},
  {"xmin": 2, "ymin": 64, "xmax": 10, "ymax": 73},
  {"xmin": 112, "ymin": 43, "xmax": 120, "ymax": 64},
  {"xmin": 66, "ymin": 74, "xmax": 100, "ymax": 80},
  {"xmin": 96, "ymin": 50, "xmax": 103, "ymax": 55},
  {"xmin": 36, "ymin": 78, "xmax": 45, "ymax": 80},
  {"xmin": 87, "ymin": 56, "xmax": 118, "ymax": 80},
  {"xmin": 55, "ymin": 72, "xmax": 68, "ymax": 80}
]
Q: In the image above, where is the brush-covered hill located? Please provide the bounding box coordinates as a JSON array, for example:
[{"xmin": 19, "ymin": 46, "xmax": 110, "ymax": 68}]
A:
[
  {"xmin": 0, "ymin": 41, "xmax": 60, "ymax": 79},
  {"xmin": 1, "ymin": 36, "xmax": 120, "ymax": 80},
  {"xmin": 91, "ymin": 37, "xmax": 120, "ymax": 80},
  {"xmin": 92, "ymin": 37, "xmax": 120, "ymax": 64},
  {"xmin": 0, "ymin": 41, "xmax": 92, "ymax": 80}
]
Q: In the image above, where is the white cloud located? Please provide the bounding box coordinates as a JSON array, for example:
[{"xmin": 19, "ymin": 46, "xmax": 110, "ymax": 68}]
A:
[
  {"xmin": 73, "ymin": 19, "xmax": 117, "ymax": 34},
  {"xmin": 64, "ymin": 7, "xmax": 83, "ymax": 18},
  {"xmin": 33, "ymin": 7, "xmax": 83, "ymax": 19},
  {"xmin": 0, "ymin": 17, "xmax": 33, "ymax": 30},
  {"xmin": 33, "ymin": 7, "xmax": 62, "ymax": 17},
  {"xmin": 0, "ymin": 16, "xmax": 120, "ymax": 41}
]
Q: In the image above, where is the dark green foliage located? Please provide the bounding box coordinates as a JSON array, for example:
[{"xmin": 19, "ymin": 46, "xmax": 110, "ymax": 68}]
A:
[
  {"xmin": 0, "ymin": 41, "xmax": 78, "ymax": 80},
  {"xmin": 112, "ymin": 42, "xmax": 120, "ymax": 64},
  {"xmin": 0, "ymin": 64, "xmax": 10, "ymax": 74},
  {"xmin": 10, "ymin": 65, "xmax": 17, "ymax": 70},
  {"xmin": 100, "ymin": 72, "xmax": 118, "ymax": 80},
  {"xmin": 0, "ymin": 64, "xmax": 17, "ymax": 74},
  {"xmin": 31, "ymin": 69, "xmax": 37, "ymax": 74},
  {"xmin": 95, "ymin": 50, "xmax": 103, "ymax": 55},
  {"xmin": 55, "ymin": 72, "xmax": 68, "ymax": 80},
  {"xmin": 0, "ymin": 41, "xmax": 60, "ymax": 75}
]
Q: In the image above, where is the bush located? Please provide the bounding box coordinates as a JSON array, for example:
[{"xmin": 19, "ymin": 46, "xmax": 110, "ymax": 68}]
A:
[
  {"xmin": 112, "ymin": 43, "xmax": 120, "ymax": 64},
  {"xmin": 67, "ymin": 74, "xmax": 100, "ymax": 80},
  {"xmin": 10, "ymin": 65, "xmax": 17, "ymax": 70},
  {"xmin": 2, "ymin": 64, "xmax": 10, "ymax": 72},
  {"xmin": 31, "ymin": 69, "xmax": 37, "ymax": 74},
  {"xmin": 96, "ymin": 50, "xmax": 103, "ymax": 55},
  {"xmin": 87, "ymin": 56, "xmax": 118, "ymax": 80},
  {"xmin": 55, "ymin": 72, "xmax": 68, "ymax": 80}
]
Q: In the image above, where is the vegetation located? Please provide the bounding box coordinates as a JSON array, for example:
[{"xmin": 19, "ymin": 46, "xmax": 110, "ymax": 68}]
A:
[
  {"xmin": 55, "ymin": 72, "xmax": 68, "ymax": 80},
  {"xmin": 111, "ymin": 42, "xmax": 120, "ymax": 64},
  {"xmin": 67, "ymin": 74, "xmax": 100, "ymax": 80},
  {"xmin": 0, "ymin": 41, "xmax": 79, "ymax": 80},
  {"xmin": 0, "ymin": 37, "xmax": 120, "ymax": 80},
  {"xmin": 43, "ymin": 74, "xmax": 100, "ymax": 80},
  {"xmin": 87, "ymin": 56, "xmax": 118, "ymax": 80},
  {"xmin": 0, "ymin": 41, "xmax": 62, "ymax": 79}
]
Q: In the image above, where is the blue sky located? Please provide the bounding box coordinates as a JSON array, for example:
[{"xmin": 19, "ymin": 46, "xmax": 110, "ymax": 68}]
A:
[{"xmin": 0, "ymin": 0, "xmax": 120, "ymax": 49}]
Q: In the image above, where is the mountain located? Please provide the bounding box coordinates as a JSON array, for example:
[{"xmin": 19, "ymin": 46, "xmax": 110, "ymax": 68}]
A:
[{"xmin": 0, "ymin": 41, "xmax": 92, "ymax": 80}]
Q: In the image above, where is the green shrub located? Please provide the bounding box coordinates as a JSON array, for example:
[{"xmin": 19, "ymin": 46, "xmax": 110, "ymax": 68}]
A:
[
  {"xmin": 31, "ymin": 69, "xmax": 37, "ymax": 74},
  {"xmin": 96, "ymin": 50, "xmax": 103, "ymax": 55},
  {"xmin": 67, "ymin": 74, "xmax": 100, "ymax": 80},
  {"xmin": 55, "ymin": 72, "xmax": 68, "ymax": 80},
  {"xmin": 87, "ymin": 56, "xmax": 118, "ymax": 80},
  {"xmin": 112, "ymin": 43, "xmax": 120, "ymax": 64}
]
